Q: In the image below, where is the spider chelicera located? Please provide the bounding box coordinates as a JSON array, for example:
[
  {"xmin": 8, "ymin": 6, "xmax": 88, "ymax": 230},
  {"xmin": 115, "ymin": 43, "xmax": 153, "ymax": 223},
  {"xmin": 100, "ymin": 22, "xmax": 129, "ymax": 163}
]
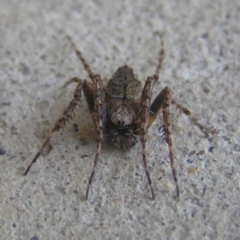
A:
[{"xmin": 24, "ymin": 36, "xmax": 208, "ymax": 200}]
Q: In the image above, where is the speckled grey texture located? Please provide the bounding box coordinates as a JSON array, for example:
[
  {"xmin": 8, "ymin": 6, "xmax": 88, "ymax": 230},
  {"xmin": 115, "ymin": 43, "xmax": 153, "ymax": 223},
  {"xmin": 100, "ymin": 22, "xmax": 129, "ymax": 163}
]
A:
[{"xmin": 0, "ymin": 0, "xmax": 240, "ymax": 239}]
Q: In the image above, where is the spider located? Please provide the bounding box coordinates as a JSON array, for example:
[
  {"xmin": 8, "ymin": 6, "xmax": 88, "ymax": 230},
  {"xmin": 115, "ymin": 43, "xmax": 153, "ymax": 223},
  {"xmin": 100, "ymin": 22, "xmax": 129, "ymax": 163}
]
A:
[{"xmin": 24, "ymin": 36, "xmax": 208, "ymax": 200}]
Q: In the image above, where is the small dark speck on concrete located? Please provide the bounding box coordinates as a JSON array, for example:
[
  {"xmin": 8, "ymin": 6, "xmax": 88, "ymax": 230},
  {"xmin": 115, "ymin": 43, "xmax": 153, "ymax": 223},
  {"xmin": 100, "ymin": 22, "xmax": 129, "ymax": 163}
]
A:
[
  {"xmin": 201, "ymin": 33, "xmax": 208, "ymax": 39},
  {"xmin": 80, "ymin": 154, "xmax": 89, "ymax": 159},
  {"xmin": 188, "ymin": 150, "xmax": 196, "ymax": 156},
  {"xmin": 79, "ymin": 136, "xmax": 89, "ymax": 146},
  {"xmin": 222, "ymin": 204, "xmax": 230, "ymax": 210},
  {"xmin": 11, "ymin": 125, "xmax": 19, "ymax": 134},
  {"xmin": 191, "ymin": 197, "xmax": 204, "ymax": 207},
  {"xmin": 196, "ymin": 150, "xmax": 205, "ymax": 156},
  {"xmin": 222, "ymin": 135, "xmax": 231, "ymax": 143},
  {"xmin": 208, "ymin": 146, "xmax": 214, "ymax": 153},
  {"xmin": 112, "ymin": 176, "xmax": 120, "ymax": 180},
  {"xmin": 0, "ymin": 112, "xmax": 7, "ymax": 116},
  {"xmin": 0, "ymin": 101, "xmax": 11, "ymax": 107},
  {"xmin": 56, "ymin": 186, "xmax": 66, "ymax": 195},
  {"xmin": 75, "ymin": 145, "xmax": 80, "ymax": 150},
  {"xmin": 20, "ymin": 155, "xmax": 27, "ymax": 161},
  {"xmin": 73, "ymin": 123, "xmax": 79, "ymax": 132},
  {"xmin": 20, "ymin": 62, "xmax": 30, "ymax": 75},
  {"xmin": 202, "ymin": 185, "xmax": 207, "ymax": 196},
  {"xmin": 187, "ymin": 159, "xmax": 194, "ymax": 163},
  {"xmin": 30, "ymin": 236, "xmax": 39, "ymax": 240},
  {"xmin": 128, "ymin": 213, "xmax": 133, "ymax": 221},
  {"xmin": 0, "ymin": 148, "xmax": 6, "ymax": 155},
  {"xmin": 222, "ymin": 114, "xmax": 227, "ymax": 123},
  {"xmin": 233, "ymin": 143, "xmax": 240, "ymax": 152},
  {"xmin": 44, "ymin": 83, "xmax": 51, "ymax": 89},
  {"xmin": 40, "ymin": 54, "xmax": 47, "ymax": 61},
  {"xmin": 229, "ymin": 166, "xmax": 234, "ymax": 175},
  {"xmin": 56, "ymin": 73, "xmax": 65, "ymax": 79},
  {"xmin": 9, "ymin": 155, "xmax": 16, "ymax": 160},
  {"xmin": 203, "ymin": 87, "xmax": 210, "ymax": 94},
  {"xmin": 12, "ymin": 223, "xmax": 17, "ymax": 228}
]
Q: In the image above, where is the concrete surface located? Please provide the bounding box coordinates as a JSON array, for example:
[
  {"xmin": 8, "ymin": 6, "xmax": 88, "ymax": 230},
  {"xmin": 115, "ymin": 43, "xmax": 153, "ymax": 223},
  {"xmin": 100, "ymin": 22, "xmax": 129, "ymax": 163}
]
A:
[{"xmin": 0, "ymin": 0, "xmax": 240, "ymax": 239}]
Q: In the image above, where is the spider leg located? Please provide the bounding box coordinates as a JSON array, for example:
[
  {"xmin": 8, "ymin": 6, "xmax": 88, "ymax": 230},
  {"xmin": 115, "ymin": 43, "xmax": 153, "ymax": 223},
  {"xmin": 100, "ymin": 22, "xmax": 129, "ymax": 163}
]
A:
[
  {"xmin": 63, "ymin": 76, "xmax": 95, "ymax": 116},
  {"xmin": 161, "ymin": 88, "xmax": 179, "ymax": 197},
  {"xmin": 24, "ymin": 79, "xmax": 85, "ymax": 175},
  {"xmin": 172, "ymin": 100, "xmax": 209, "ymax": 137},
  {"xmin": 147, "ymin": 87, "xmax": 180, "ymax": 197},
  {"xmin": 155, "ymin": 36, "xmax": 165, "ymax": 78},
  {"xmin": 139, "ymin": 75, "xmax": 159, "ymax": 200},
  {"xmin": 85, "ymin": 74, "xmax": 106, "ymax": 199},
  {"xmin": 67, "ymin": 37, "xmax": 106, "ymax": 199},
  {"xmin": 147, "ymin": 90, "xmax": 210, "ymax": 198},
  {"xmin": 136, "ymin": 37, "xmax": 165, "ymax": 199},
  {"xmin": 62, "ymin": 77, "xmax": 82, "ymax": 88},
  {"xmin": 67, "ymin": 36, "xmax": 95, "ymax": 80},
  {"xmin": 147, "ymin": 88, "xmax": 165, "ymax": 128}
]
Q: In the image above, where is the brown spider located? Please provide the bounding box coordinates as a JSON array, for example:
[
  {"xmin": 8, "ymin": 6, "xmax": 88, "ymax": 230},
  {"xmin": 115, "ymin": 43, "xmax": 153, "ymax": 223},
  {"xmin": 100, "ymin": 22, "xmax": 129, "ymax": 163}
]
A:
[{"xmin": 24, "ymin": 36, "xmax": 208, "ymax": 200}]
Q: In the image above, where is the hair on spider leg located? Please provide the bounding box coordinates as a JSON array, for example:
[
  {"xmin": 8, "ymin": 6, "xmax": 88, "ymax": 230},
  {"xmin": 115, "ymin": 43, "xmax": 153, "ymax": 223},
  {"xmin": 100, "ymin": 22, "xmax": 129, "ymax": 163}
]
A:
[{"xmin": 158, "ymin": 125, "xmax": 165, "ymax": 133}]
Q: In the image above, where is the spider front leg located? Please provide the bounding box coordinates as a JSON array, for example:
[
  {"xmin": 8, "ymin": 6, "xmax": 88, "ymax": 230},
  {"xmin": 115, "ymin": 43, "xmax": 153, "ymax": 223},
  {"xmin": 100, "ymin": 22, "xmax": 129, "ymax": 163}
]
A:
[
  {"xmin": 67, "ymin": 36, "xmax": 106, "ymax": 199},
  {"xmin": 148, "ymin": 87, "xmax": 212, "ymax": 197},
  {"xmin": 85, "ymin": 74, "xmax": 106, "ymax": 200},
  {"xmin": 137, "ymin": 36, "xmax": 165, "ymax": 200},
  {"xmin": 24, "ymin": 78, "xmax": 84, "ymax": 175},
  {"xmin": 139, "ymin": 82, "xmax": 178, "ymax": 200},
  {"xmin": 138, "ymin": 75, "xmax": 159, "ymax": 200},
  {"xmin": 148, "ymin": 87, "xmax": 179, "ymax": 197}
]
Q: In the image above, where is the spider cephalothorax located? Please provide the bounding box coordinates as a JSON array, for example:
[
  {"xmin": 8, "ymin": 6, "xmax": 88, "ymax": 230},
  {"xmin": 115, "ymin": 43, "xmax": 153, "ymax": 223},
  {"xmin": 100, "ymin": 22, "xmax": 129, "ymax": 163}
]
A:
[{"xmin": 24, "ymin": 36, "xmax": 209, "ymax": 200}]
